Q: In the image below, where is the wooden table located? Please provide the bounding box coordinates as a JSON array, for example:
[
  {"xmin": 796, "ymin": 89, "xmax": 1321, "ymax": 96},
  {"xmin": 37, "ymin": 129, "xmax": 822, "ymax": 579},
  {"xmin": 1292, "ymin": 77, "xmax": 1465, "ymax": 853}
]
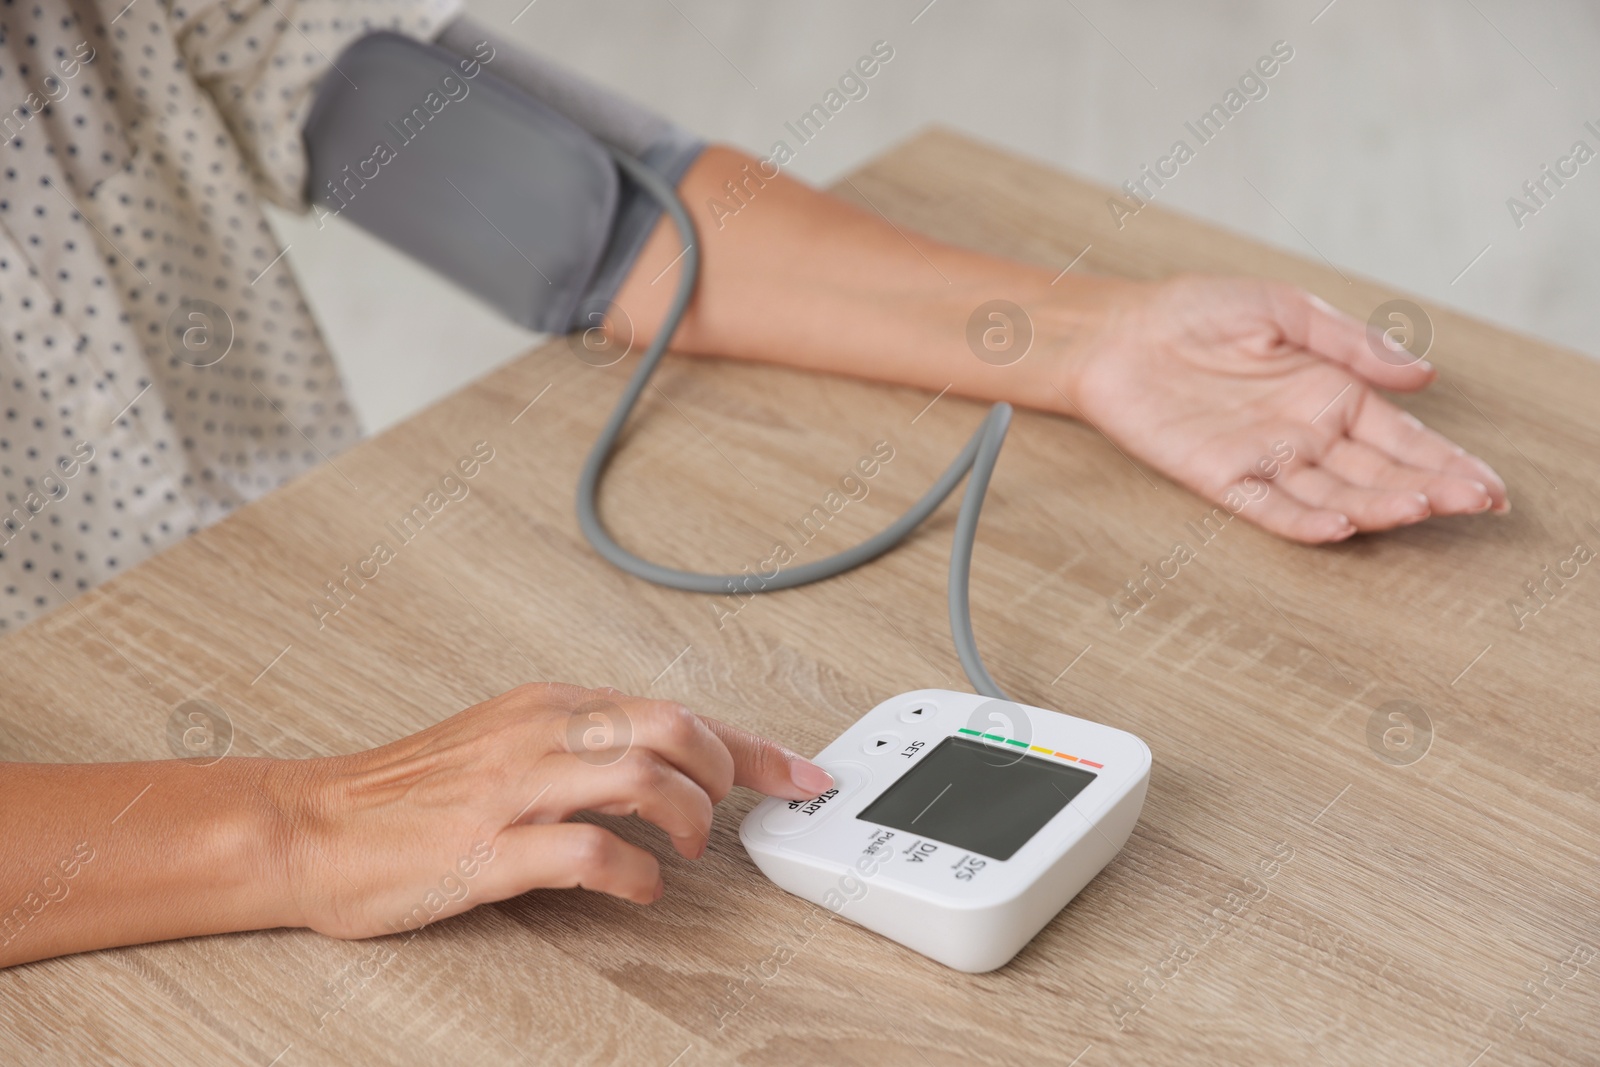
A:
[{"xmin": 3, "ymin": 129, "xmax": 1597, "ymax": 1066}]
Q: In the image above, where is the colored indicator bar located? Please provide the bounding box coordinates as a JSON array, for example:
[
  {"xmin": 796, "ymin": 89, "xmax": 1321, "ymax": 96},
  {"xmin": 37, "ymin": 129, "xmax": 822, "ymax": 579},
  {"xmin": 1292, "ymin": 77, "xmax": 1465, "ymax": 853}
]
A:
[{"xmin": 950, "ymin": 730, "xmax": 1102, "ymax": 769}]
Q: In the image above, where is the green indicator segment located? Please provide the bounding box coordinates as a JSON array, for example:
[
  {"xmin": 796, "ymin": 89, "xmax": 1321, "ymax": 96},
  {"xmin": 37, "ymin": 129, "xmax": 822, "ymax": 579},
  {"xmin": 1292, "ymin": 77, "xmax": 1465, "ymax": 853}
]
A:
[
  {"xmin": 946, "ymin": 728, "xmax": 1105, "ymax": 771},
  {"xmin": 964, "ymin": 729, "xmax": 1031, "ymax": 748}
]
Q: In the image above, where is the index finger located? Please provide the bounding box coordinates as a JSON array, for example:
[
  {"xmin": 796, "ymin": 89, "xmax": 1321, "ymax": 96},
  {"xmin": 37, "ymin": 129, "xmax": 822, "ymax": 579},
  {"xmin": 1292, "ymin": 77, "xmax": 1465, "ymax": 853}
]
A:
[
  {"xmin": 566, "ymin": 696, "xmax": 830, "ymax": 805},
  {"xmin": 569, "ymin": 695, "xmax": 735, "ymax": 803},
  {"xmin": 1267, "ymin": 285, "xmax": 1438, "ymax": 393},
  {"xmin": 697, "ymin": 716, "xmax": 834, "ymax": 802}
]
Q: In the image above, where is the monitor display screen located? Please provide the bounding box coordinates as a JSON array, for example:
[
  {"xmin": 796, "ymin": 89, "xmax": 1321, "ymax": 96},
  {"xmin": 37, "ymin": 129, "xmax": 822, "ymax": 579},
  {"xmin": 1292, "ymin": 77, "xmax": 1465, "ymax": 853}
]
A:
[{"xmin": 855, "ymin": 735, "xmax": 1098, "ymax": 861}]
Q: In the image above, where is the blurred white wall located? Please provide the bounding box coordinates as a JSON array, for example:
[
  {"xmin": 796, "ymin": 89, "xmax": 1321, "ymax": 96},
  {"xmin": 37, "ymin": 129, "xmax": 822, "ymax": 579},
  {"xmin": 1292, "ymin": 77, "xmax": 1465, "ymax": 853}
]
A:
[{"xmin": 268, "ymin": 0, "xmax": 1600, "ymax": 434}]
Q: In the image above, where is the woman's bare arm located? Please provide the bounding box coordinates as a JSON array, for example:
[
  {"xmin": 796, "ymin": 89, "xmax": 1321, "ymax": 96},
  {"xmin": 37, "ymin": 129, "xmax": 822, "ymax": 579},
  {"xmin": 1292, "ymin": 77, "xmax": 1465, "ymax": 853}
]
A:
[
  {"xmin": 0, "ymin": 684, "xmax": 828, "ymax": 968},
  {"xmin": 609, "ymin": 145, "xmax": 1509, "ymax": 542}
]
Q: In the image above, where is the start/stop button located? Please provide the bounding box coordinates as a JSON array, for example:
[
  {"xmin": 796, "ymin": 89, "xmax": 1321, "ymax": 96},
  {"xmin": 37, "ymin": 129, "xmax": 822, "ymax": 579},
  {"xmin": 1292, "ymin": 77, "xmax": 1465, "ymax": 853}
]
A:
[{"xmin": 758, "ymin": 761, "xmax": 868, "ymax": 837}]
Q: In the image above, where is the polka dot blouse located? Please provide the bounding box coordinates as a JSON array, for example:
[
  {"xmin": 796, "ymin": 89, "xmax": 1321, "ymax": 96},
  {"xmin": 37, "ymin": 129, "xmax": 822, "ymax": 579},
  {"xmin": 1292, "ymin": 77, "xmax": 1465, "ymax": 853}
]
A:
[{"xmin": 0, "ymin": 0, "xmax": 461, "ymax": 632}]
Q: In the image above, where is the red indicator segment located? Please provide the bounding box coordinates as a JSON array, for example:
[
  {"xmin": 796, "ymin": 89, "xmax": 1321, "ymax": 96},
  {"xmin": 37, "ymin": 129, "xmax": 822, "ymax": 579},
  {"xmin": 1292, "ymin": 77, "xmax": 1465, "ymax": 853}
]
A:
[{"xmin": 950, "ymin": 731, "xmax": 1102, "ymax": 769}]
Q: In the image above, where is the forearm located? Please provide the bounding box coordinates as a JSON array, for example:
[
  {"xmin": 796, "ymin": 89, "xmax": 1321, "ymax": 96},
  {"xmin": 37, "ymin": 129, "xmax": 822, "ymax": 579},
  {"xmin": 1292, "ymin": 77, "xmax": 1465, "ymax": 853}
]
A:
[
  {"xmin": 0, "ymin": 684, "xmax": 832, "ymax": 968},
  {"xmin": 609, "ymin": 144, "xmax": 1140, "ymax": 413},
  {"xmin": 0, "ymin": 759, "xmax": 301, "ymax": 968}
]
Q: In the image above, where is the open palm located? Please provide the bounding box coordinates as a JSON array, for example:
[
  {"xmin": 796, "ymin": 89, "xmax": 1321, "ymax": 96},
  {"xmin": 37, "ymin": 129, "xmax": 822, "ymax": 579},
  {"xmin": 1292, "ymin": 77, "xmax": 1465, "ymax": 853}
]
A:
[{"xmin": 1060, "ymin": 276, "xmax": 1508, "ymax": 543}]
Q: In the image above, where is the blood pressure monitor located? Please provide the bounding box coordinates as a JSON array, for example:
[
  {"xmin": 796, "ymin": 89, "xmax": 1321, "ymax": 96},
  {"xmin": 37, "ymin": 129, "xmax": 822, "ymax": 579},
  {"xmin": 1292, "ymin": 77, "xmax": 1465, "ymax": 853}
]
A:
[{"xmin": 740, "ymin": 690, "xmax": 1150, "ymax": 972}]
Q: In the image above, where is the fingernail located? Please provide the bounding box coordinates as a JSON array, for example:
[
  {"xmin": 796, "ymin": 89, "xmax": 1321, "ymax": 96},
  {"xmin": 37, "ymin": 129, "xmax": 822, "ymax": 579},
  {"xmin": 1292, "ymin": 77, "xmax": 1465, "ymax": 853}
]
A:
[
  {"xmin": 1409, "ymin": 492, "xmax": 1430, "ymax": 517},
  {"xmin": 790, "ymin": 759, "xmax": 834, "ymax": 794},
  {"xmin": 1494, "ymin": 497, "xmax": 1512, "ymax": 514},
  {"xmin": 1330, "ymin": 514, "xmax": 1356, "ymax": 541},
  {"xmin": 1417, "ymin": 360, "xmax": 1435, "ymax": 374},
  {"xmin": 1469, "ymin": 481, "xmax": 1492, "ymax": 513},
  {"xmin": 1471, "ymin": 458, "xmax": 1507, "ymax": 493},
  {"xmin": 652, "ymin": 878, "xmax": 665, "ymax": 903}
]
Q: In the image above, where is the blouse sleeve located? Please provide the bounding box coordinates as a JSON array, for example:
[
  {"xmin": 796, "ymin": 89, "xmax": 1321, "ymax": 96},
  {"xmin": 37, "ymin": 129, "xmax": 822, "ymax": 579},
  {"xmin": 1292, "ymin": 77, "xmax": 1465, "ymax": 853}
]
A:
[{"xmin": 164, "ymin": 0, "xmax": 464, "ymax": 209}]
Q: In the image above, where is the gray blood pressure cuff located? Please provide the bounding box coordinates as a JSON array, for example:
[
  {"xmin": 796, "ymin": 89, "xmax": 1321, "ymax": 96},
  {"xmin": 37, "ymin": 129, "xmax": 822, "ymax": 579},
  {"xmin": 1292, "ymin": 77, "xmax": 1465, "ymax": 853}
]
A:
[{"xmin": 302, "ymin": 26, "xmax": 703, "ymax": 334}]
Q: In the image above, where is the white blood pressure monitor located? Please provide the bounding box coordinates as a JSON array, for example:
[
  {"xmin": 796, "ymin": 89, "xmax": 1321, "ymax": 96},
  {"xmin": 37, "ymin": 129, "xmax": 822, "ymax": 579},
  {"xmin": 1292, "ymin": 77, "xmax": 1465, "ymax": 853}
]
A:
[{"xmin": 740, "ymin": 690, "xmax": 1151, "ymax": 973}]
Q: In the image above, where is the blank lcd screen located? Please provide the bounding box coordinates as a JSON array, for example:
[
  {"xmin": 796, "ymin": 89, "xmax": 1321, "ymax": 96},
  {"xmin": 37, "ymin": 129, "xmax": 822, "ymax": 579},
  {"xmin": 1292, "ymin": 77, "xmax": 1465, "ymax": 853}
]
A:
[{"xmin": 856, "ymin": 735, "xmax": 1097, "ymax": 861}]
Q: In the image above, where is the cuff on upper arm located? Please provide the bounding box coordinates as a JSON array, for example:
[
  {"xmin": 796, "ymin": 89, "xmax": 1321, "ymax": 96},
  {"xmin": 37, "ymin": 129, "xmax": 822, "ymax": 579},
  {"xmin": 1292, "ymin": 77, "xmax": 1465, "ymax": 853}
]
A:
[
  {"xmin": 301, "ymin": 20, "xmax": 703, "ymax": 334},
  {"xmin": 431, "ymin": 15, "xmax": 707, "ymax": 330}
]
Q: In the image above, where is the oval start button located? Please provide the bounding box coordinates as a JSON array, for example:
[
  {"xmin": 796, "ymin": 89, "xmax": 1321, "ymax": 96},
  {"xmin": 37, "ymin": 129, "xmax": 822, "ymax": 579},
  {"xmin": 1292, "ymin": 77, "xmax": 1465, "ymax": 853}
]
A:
[{"xmin": 759, "ymin": 761, "xmax": 869, "ymax": 837}]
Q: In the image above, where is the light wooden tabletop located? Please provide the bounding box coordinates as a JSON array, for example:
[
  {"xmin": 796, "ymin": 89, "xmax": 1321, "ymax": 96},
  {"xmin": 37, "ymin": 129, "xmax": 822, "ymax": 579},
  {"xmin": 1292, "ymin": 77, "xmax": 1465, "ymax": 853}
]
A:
[{"xmin": 3, "ymin": 128, "xmax": 1597, "ymax": 1066}]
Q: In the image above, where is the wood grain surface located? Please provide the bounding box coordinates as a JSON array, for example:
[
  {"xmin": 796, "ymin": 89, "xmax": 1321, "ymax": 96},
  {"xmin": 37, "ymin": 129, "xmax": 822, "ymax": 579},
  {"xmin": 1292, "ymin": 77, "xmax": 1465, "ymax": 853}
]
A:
[{"xmin": 2, "ymin": 128, "xmax": 1597, "ymax": 1066}]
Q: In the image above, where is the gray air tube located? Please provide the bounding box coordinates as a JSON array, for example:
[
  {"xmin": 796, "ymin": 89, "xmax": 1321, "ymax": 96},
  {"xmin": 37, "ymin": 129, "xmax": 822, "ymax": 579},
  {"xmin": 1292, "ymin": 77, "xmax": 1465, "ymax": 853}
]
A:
[{"xmin": 578, "ymin": 147, "xmax": 1014, "ymax": 702}]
